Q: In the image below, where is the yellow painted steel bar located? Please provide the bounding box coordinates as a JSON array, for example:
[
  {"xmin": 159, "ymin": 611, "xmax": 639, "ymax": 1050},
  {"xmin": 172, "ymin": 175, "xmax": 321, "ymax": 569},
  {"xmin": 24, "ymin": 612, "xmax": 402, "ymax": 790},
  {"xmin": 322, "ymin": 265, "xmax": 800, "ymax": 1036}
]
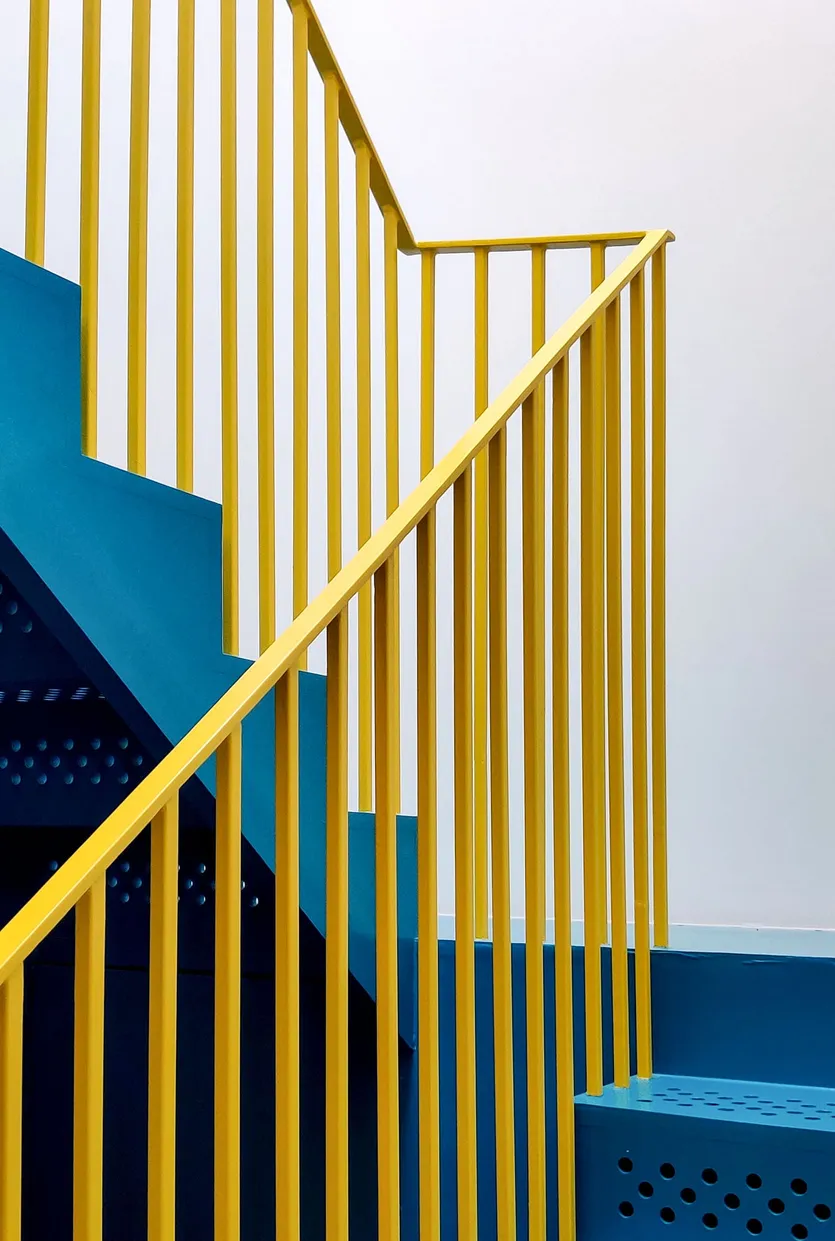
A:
[
  {"xmin": 325, "ymin": 73, "xmax": 342, "ymax": 580},
  {"xmin": 416, "ymin": 510, "xmax": 441, "ymax": 1241},
  {"xmin": 80, "ymin": 0, "xmax": 102, "ymax": 458},
  {"xmin": 521, "ymin": 391, "xmax": 546, "ymax": 1241},
  {"xmin": 0, "ymin": 234, "xmax": 674, "ymax": 996},
  {"xmin": 421, "ymin": 251, "xmax": 436, "ymax": 479},
  {"xmin": 589, "ymin": 244, "xmax": 607, "ymax": 956},
  {"xmin": 375, "ymin": 561, "xmax": 401, "ymax": 1241},
  {"xmin": 215, "ymin": 727, "xmax": 242, "ymax": 1241},
  {"xmin": 256, "ymin": 0, "xmax": 275, "ymax": 650},
  {"xmin": 487, "ymin": 425, "xmax": 517, "ymax": 1241},
  {"xmin": 73, "ymin": 876, "xmax": 106, "ymax": 1241},
  {"xmin": 551, "ymin": 355, "xmax": 576, "ymax": 1240},
  {"xmin": 275, "ymin": 669, "xmax": 301, "ymax": 1238},
  {"xmin": 148, "ymin": 798, "xmax": 179, "ymax": 1241},
  {"xmin": 417, "ymin": 232, "xmax": 648, "ymax": 255},
  {"xmin": 0, "ymin": 968, "xmax": 24, "ymax": 1241},
  {"xmin": 473, "ymin": 247, "xmax": 490, "ymax": 940},
  {"xmin": 220, "ymin": 0, "xmax": 239, "ymax": 656},
  {"xmin": 292, "ymin": 0, "xmax": 309, "ymax": 651},
  {"xmin": 453, "ymin": 467, "xmax": 478, "ymax": 1239},
  {"xmin": 355, "ymin": 141, "xmax": 373, "ymax": 809},
  {"xmin": 605, "ymin": 297, "xmax": 630, "ymax": 1088},
  {"xmin": 25, "ymin": 0, "xmax": 49, "ymax": 266},
  {"xmin": 127, "ymin": 0, "xmax": 151, "ymax": 476},
  {"xmin": 383, "ymin": 205, "xmax": 401, "ymax": 805},
  {"xmin": 176, "ymin": 0, "xmax": 195, "ymax": 491},
  {"xmin": 580, "ymin": 327, "xmax": 603, "ymax": 1097},
  {"xmin": 651, "ymin": 245, "xmax": 669, "ymax": 947},
  {"xmin": 326, "ymin": 609, "xmax": 349, "ymax": 1241},
  {"xmin": 629, "ymin": 267, "xmax": 652, "ymax": 1078}
]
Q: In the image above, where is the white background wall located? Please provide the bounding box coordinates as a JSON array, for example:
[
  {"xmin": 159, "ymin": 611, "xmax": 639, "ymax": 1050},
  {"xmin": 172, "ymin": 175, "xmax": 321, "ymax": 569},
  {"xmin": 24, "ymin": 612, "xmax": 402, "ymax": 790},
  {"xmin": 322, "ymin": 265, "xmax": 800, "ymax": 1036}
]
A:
[{"xmin": 2, "ymin": 0, "xmax": 835, "ymax": 932}]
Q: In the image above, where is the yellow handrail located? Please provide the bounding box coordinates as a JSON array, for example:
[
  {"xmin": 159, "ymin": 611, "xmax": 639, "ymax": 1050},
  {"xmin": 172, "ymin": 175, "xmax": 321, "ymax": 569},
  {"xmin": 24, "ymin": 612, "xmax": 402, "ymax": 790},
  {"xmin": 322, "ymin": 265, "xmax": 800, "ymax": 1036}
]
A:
[{"xmin": 0, "ymin": 226, "xmax": 672, "ymax": 987}]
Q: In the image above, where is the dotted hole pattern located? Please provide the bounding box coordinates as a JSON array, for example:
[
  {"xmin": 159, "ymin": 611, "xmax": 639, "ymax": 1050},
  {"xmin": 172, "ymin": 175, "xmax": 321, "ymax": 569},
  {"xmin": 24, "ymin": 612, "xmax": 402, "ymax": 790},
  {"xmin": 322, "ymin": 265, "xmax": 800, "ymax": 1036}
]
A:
[{"xmin": 617, "ymin": 1156, "xmax": 830, "ymax": 1234}]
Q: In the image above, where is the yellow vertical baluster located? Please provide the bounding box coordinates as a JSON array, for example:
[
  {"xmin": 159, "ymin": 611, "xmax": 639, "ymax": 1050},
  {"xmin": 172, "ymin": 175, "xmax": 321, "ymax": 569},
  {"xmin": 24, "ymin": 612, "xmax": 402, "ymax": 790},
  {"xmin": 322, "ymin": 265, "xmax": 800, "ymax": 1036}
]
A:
[
  {"xmin": 453, "ymin": 467, "xmax": 477, "ymax": 1240},
  {"xmin": 589, "ymin": 244, "xmax": 607, "ymax": 958},
  {"xmin": 355, "ymin": 140, "xmax": 373, "ymax": 808},
  {"xmin": 176, "ymin": 0, "xmax": 195, "ymax": 491},
  {"xmin": 630, "ymin": 267, "xmax": 652, "ymax": 1078},
  {"xmin": 0, "ymin": 968, "xmax": 24, "ymax": 1241},
  {"xmin": 421, "ymin": 251, "xmax": 436, "ymax": 480},
  {"xmin": 276, "ymin": 669, "xmax": 301, "ymax": 1238},
  {"xmin": 488, "ymin": 425, "xmax": 517, "ymax": 1241},
  {"xmin": 605, "ymin": 296, "xmax": 630, "ymax": 1087},
  {"xmin": 127, "ymin": 0, "xmax": 151, "ymax": 477},
  {"xmin": 148, "ymin": 798, "xmax": 179, "ymax": 1241},
  {"xmin": 25, "ymin": 0, "xmax": 49, "ymax": 266},
  {"xmin": 326, "ymin": 609, "xmax": 349, "ymax": 1241},
  {"xmin": 521, "ymin": 390, "xmax": 546, "ymax": 1240},
  {"xmin": 324, "ymin": 73, "xmax": 342, "ymax": 581},
  {"xmin": 74, "ymin": 877, "xmax": 106, "ymax": 1241},
  {"xmin": 220, "ymin": 0, "xmax": 239, "ymax": 656},
  {"xmin": 80, "ymin": 0, "xmax": 101, "ymax": 458},
  {"xmin": 417, "ymin": 509, "xmax": 441, "ymax": 1241},
  {"xmin": 580, "ymin": 327, "xmax": 603, "ymax": 1097},
  {"xmin": 383, "ymin": 205, "xmax": 400, "ymax": 805},
  {"xmin": 291, "ymin": 0, "xmax": 309, "ymax": 655},
  {"xmin": 473, "ymin": 246, "xmax": 489, "ymax": 940},
  {"xmin": 215, "ymin": 727, "xmax": 242, "ymax": 1241},
  {"xmin": 651, "ymin": 245, "xmax": 669, "ymax": 947},
  {"xmin": 375, "ymin": 561, "xmax": 401, "ymax": 1241},
  {"xmin": 257, "ymin": 0, "xmax": 275, "ymax": 649},
  {"xmin": 552, "ymin": 355, "xmax": 576, "ymax": 1240}
]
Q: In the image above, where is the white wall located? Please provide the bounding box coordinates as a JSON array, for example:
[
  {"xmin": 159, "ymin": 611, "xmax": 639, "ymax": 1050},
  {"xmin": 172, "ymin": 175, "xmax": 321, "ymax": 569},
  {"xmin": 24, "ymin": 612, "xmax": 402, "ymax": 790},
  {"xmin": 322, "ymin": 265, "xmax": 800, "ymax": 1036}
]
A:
[{"xmin": 2, "ymin": 0, "xmax": 835, "ymax": 932}]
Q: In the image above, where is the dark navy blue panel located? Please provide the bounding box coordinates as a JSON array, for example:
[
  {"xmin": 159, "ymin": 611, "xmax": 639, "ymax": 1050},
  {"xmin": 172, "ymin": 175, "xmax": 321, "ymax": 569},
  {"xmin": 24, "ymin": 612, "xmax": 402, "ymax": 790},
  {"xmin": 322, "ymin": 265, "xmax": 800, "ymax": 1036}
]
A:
[
  {"xmin": 576, "ymin": 1074, "xmax": 835, "ymax": 1240},
  {"xmin": 652, "ymin": 950, "xmax": 835, "ymax": 1089}
]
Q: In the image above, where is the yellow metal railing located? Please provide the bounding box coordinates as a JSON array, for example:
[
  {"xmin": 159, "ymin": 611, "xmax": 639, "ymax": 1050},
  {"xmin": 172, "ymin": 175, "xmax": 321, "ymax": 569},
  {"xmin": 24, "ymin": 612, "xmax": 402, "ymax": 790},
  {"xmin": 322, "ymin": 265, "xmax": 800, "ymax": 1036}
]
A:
[{"xmin": 0, "ymin": 227, "xmax": 672, "ymax": 1240}]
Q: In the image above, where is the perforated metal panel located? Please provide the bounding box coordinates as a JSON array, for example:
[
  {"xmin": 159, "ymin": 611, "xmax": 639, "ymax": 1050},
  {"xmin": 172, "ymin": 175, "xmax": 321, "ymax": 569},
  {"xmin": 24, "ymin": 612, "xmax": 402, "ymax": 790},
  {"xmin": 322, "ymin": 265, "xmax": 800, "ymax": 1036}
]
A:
[{"xmin": 577, "ymin": 1075, "xmax": 835, "ymax": 1240}]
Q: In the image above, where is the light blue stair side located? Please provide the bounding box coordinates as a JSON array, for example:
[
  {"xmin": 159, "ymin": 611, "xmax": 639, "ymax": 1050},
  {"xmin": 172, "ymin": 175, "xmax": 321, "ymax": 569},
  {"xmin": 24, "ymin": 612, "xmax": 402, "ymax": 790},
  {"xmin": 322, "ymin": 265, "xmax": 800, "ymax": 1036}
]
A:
[{"xmin": 0, "ymin": 246, "xmax": 416, "ymax": 1041}]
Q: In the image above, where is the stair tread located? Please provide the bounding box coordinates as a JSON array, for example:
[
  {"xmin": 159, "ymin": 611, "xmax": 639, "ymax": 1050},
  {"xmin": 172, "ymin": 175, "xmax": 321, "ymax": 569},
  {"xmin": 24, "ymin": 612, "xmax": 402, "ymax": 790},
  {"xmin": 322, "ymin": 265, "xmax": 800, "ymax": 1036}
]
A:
[{"xmin": 578, "ymin": 1073, "xmax": 835, "ymax": 1134}]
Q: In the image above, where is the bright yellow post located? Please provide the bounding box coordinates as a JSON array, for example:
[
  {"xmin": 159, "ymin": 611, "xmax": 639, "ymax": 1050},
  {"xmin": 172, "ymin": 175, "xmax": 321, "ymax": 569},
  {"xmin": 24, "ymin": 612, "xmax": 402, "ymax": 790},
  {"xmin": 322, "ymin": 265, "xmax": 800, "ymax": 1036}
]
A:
[
  {"xmin": 0, "ymin": 968, "xmax": 24, "ymax": 1241},
  {"xmin": 630, "ymin": 267, "xmax": 653, "ymax": 1078},
  {"xmin": 25, "ymin": 0, "xmax": 49, "ymax": 266},
  {"xmin": 325, "ymin": 73, "xmax": 342, "ymax": 580},
  {"xmin": 257, "ymin": 0, "xmax": 275, "ymax": 650},
  {"xmin": 176, "ymin": 0, "xmax": 195, "ymax": 492},
  {"xmin": 580, "ymin": 328, "xmax": 603, "ymax": 1097},
  {"xmin": 275, "ymin": 669, "xmax": 301, "ymax": 1239},
  {"xmin": 215, "ymin": 727, "xmax": 242, "ymax": 1241},
  {"xmin": 417, "ymin": 509, "xmax": 441, "ymax": 1241},
  {"xmin": 521, "ymin": 391, "xmax": 546, "ymax": 1241},
  {"xmin": 473, "ymin": 246, "xmax": 490, "ymax": 939},
  {"xmin": 148, "ymin": 797, "xmax": 179, "ymax": 1241},
  {"xmin": 605, "ymin": 296, "xmax": 630, "ymax": 1088},
  {"xmin": 355, "ymin": 140, "xmax": 373, "ymax": 809},
  {"xmin": 291, "ymin": 0, "xmax": 309, "ymax": 648},
  {"xmin": 453, "ymin": 467, "xmax": 477, "ymax": 1240},
  {"xmin": 383, "ymin": 204, "xmax": 401, "ymax": 805},
  {"xmin": 80, "ymin": 0, "xmax": 102, "ymax": 458},
  {"xmin": 375, "ymin": 561, "xmax": 401, "ymax": 1241},
  {"xmin": 326, "ymin": 610, "xmax": 349, "ymax": 1241},
  {"xmin": 421, "ymin": 251, "xmax": 436, "ymax": 479},
  {"xmin": 589, "ymin": 244, "xmax": 607, "ymax": 956},
  {"xmin": 488, "ymin": 425, "xmax": 517, "ymax": 1241},
  {"xmin": 127, "ymin": 0, "xmax": 151, "ymax": 477},
  {"xmin": 73, "ymin": 877, "xmax": 106, "ymax": 1241},
  {"xmin": 651, "ymin": 245, "xmax": 669, "ymax": 947},
  {"xmin": 552, "ymin": 355, "xmax": 576, "ymax": 1240},
  {"xmin": 220, "ymin": 0, "xmax": 239, "ymax": 656}
]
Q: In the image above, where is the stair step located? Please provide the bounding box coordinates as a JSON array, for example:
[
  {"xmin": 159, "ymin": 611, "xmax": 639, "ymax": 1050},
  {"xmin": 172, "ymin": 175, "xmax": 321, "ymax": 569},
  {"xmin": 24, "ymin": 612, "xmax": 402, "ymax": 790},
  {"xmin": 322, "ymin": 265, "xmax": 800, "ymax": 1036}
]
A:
[{"xmin": 577, "ymin": 1074, "xmax": 835, "ymax": 1239}]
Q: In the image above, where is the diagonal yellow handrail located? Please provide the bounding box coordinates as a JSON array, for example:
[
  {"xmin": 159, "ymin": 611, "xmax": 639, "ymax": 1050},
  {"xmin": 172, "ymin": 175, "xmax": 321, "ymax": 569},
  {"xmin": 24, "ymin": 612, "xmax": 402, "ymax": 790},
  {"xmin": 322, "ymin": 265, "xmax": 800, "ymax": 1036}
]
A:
[{"xmin": 0, "ymin": 227, "xmax": 671, "ymax": 989}]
